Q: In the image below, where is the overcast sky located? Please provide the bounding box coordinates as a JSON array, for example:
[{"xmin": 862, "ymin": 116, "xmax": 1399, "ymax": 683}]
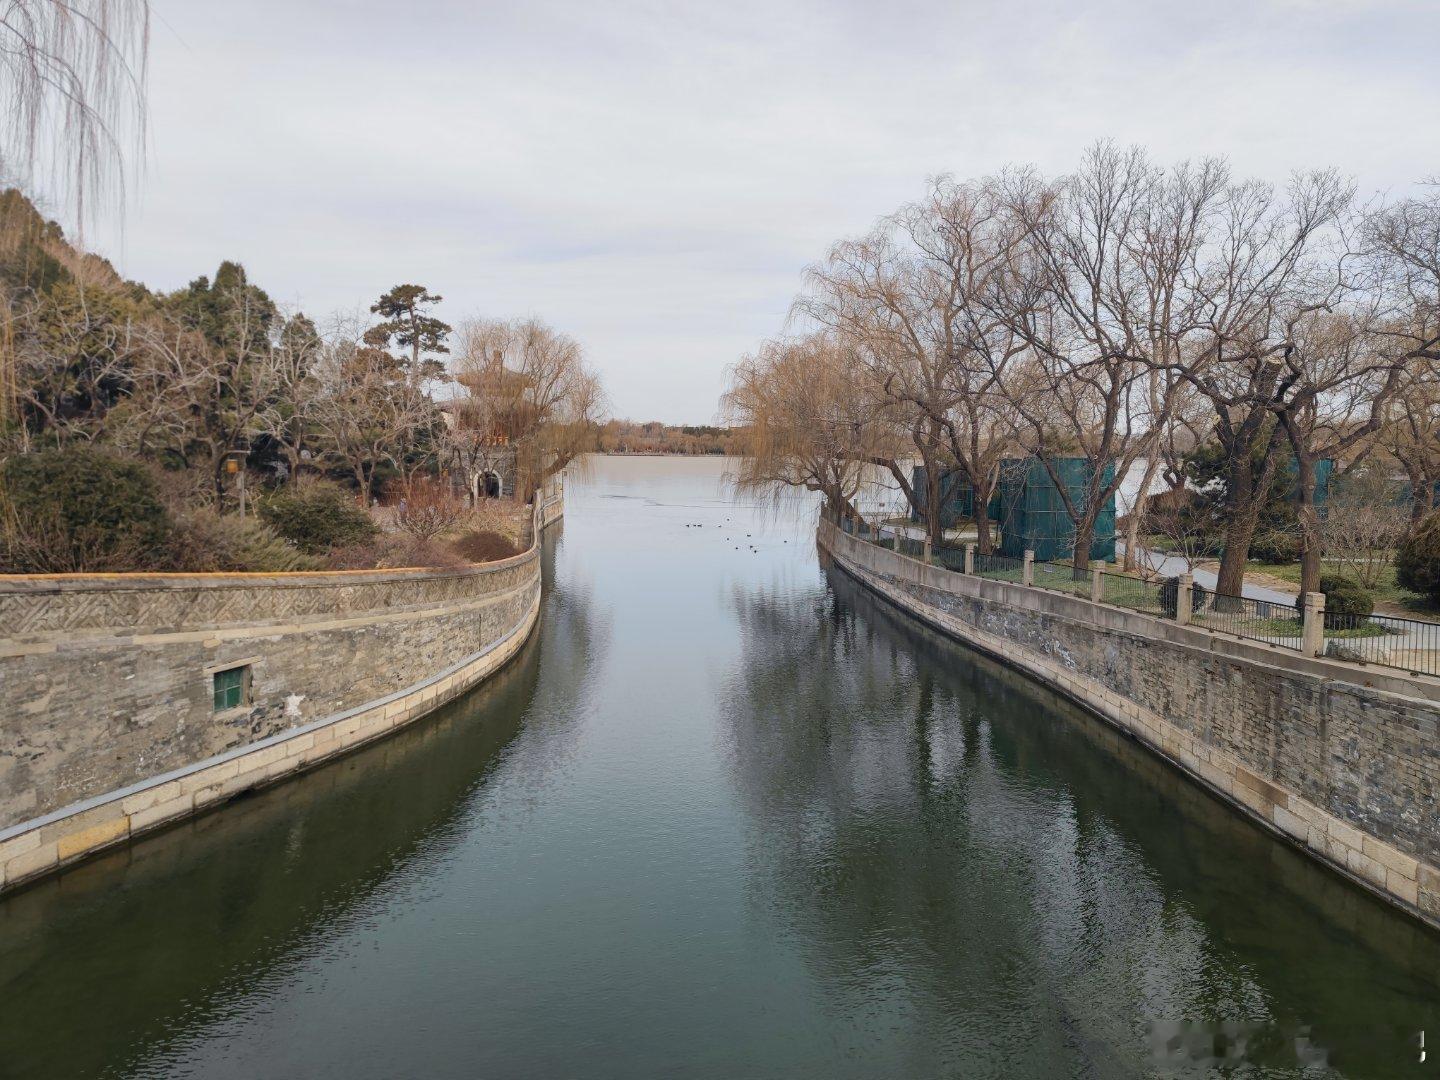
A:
[{"xmin": 80, "ymin": 0, "xmax": 1440, "ymax": 423}]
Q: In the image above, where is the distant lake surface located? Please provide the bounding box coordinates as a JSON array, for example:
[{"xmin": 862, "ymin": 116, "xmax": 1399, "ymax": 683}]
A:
[{"xmin": 1, "ymin": 455, "xmax": 1436, "ymax": 1079}]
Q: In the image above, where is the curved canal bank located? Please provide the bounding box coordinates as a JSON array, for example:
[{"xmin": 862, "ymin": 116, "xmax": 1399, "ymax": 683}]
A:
[
  {"xmin": 2, "ymin": 457, "xmax": 1438, "ymax": 1079},
  {"xmin": 818, "ymin": 516, "xmax": 1440, "ymax": 932},
  {"xmin": 0, "ymin": 483, "xmax": 563, "ymax": 894}
]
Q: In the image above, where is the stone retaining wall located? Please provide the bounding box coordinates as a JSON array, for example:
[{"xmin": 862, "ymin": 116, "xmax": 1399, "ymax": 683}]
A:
[
  {"xmin": 0, "ymin": 486, "xmax": 563, "ymax": 893},
  {"xmin": 819, "ymin": 518, "xmax": 1440, "ymax": 931}
]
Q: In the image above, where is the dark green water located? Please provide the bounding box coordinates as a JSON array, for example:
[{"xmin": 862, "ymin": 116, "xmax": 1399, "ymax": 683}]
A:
[{"xmin": 2, "ymin": 456, "xmax": 1438, "ymax": 1079}]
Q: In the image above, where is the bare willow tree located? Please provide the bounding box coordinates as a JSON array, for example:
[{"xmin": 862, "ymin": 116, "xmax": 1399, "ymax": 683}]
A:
[
  {"xmin": 0, "ymin": 0, "xmax": 148, "ymax": 216},
  {"xmin": 800, "ymin": 176, "xmax": 1027, "ymax": 553},
  {"xmin": 723, "ymin": 333, "xmax": 893, "ymax": 518},
  {"xmin": 452, "ymin": 317, "xmax": 604, "ymax": 502},
  {"xmin": 0, "ymin": 0, "xmax": 149, "ymax": 426},
  {"xmin": 798, "ymin": 220, "xmax": 949, "ymax": 545}
]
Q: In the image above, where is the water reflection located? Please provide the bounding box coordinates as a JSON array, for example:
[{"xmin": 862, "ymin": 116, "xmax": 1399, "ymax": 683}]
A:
[{"xmin": 721, "ymin": 560, "xmax": 1440, "ymax": 1077}]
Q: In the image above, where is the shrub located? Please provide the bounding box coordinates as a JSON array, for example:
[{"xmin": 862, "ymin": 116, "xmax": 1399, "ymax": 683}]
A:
[
  {"xmin": 1, "ymin": 447, "xmax": 170, "ymax": 572},
  {"xmin": 1396, "ymin": 510, "xmax": 1440, "ymax": 604},
  {"xmin": 394, "ymin": 478, "xmax": 468, "ymax": 540},
  {"xmin": 450, "ymin": 529, "xmax": 522, "ymax": 563},
  {"xmin": 324, "ymin": 534, "xmax": 468, "ymax": 570},
  {"xmin": 1294, "ymin": 573, "xmax": 1374, "ymax": 627},
  {"xmin": 259, "ymin": 481, "xmax": 377, "ymax": 554},
  {"xmin": 1159, "ymin": 575, "xmax": 1208, "ymax": 618},
  {"xmin": 165, "ymin": 510, "xmax": 321, "ymax": 572}
]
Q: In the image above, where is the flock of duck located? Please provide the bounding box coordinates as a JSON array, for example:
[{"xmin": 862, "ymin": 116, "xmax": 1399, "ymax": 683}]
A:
[{"xmin": 683, "ymin": 519, "xmax": 788, "ymax": 554}]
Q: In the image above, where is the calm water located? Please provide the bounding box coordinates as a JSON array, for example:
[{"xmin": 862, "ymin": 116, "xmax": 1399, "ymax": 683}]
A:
[{"xmin": 2, "ymin": 456, "xmax": 1438, "ymax": 1079}]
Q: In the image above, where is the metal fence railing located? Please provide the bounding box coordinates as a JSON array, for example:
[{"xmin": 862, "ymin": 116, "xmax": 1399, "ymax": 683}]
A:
[
  {"xmin": 1192, "ymin": 592, "xmax": 1304, "ymax": 650},
  {"xmin": 974, "ymin": 552, "xmax": 1025, "ymax": 581},
  {"xmin": 834, "ymin": 515, "xmax": 1440, "ymax": 680},
  {"xmin": 1031, "ymin": 560, "xmax": 1092, "ymax": 598},
  {"xmin": 1320, "ymin": 611, "xmax": 1440, "ymax": 679},
  {"xmin": 930, "ymin": 545, "xmax": 968, "ymax": 573},
  {"xmin": 1098, "ymin": 570, "xmax": 1165, "ymax": 616},
  {"xmin": 896, "ymin": 534, "xmax": 927, "ymax": 561}
]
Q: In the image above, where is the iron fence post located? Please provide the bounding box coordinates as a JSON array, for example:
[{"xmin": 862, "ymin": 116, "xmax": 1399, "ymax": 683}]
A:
[{"xmin": 1302, "ymin": 592, "xmax": 1326, "ymax": 657}]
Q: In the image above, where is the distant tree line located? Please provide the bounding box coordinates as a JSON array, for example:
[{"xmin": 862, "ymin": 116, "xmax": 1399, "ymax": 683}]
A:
[{"xmin": 596, "ymin": 420, "xmax": 743, "ymax": 455}]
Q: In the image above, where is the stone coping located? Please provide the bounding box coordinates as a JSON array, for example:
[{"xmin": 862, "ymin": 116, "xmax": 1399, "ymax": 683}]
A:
[{"xmin": 0, "ymin": 536, "xmax": 537, "ymax": 593}]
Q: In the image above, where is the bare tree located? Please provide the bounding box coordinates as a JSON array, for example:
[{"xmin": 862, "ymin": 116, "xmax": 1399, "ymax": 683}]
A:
[
  {"xmin": 797, "ymin": 178, "xmax": 1037, "ymax": 552},
  {"xmin": 1384, "ymin": 364, "xmax": 1440, "ymax": 523},
  {"xmin": 723, "ymin": 333, "xmax": 893, "ymax": 518},
  {"xmin": 117, "ymin": 293, "xmax": 285, "ymax": 502},
  {"xmin": 452, "ymin": 317, "xmax": 605, "ymax": 502},
  {"xmin": 1321, "ymin": 465, "xmax": 1410, "ymax": 589},
  {"xmin": 988, "ymin": 146, "xmax": 1222, "ymax": 572},
  {"xmin": 0, "ymin": 0, "xmax": 149, "ymax": 222},
  {"xmin": 252, "ymin": 311, "xmax": 323, "ymax": 483},
  {"xmin": 1168, "ymin": 170, "xmax": 1355, "ymax": 596},
  {"xmin": 1366, "ymin": 185, "xmax": 1440, "ymax": 367},
  {"xmin": 798, "ymin": 205, "xmax": 955, "ymax": 548},
  {"xmin": 309, "ymin": 330, "xmax": 434, "ymax": 507},
  {"xmin": 1271, "ymin": 306, "xmax": 1408, "ymax": 594},
  {"xmin": 9, "ymin": 278, "xmax": 139, "ymax": 448}
]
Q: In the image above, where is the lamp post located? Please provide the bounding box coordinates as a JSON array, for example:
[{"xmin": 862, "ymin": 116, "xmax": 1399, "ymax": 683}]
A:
[{"xmin": 224, "ymin": 451, "xmax": 248, "ymax": 516}]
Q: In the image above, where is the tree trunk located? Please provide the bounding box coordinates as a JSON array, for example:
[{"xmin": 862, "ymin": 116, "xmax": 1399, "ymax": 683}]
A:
[
  {"xmin": 1215, "ymin": 518, "xmax": 1255, "ymax": 599},
  {"xmin": 975, "ymin": 509, "xmax": 993, "ymax": 555},
  {"xmin": 924, "ymin": 461, "xmax": 943, "ymax": 551},
  {"xmin": 1408, "ymin": 465, "xmax": 1434, "ymax": 524},
  {"xmin": 973, "ymin": 463, "xmax": 997, "ymax": 555},
  {"xmin": 356, "ymin": 464, "xmax": 373, "ymax": 508},
  {"xmin": 1293, "ymin": 450, "xmax": 1322, "ymax": 597},
  {"xmin": 1123, "ymin": 450, "xmax": 1162, "ymax": 572},
  {"xmin": 1072, "ymin": 515, "xmax": 1096, "ymax": 575},
  {"xmin": 1215, "ymin": 448, "xmax": 1261, "ymax": 598}
]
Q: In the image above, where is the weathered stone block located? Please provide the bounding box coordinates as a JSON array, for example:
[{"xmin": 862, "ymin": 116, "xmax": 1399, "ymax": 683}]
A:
[
  {"xmin": 128, "ymin": 792, "xmax": 194, "ymax": 833},
  {"xmin": 1328, "ymin": 818, "xmax": 1366, "ymax": 852},
  {"xmin": 1363, "ymin": 837, "xmax": 1419, "ymax": 881},
  {"xmin": 1388, "ymin": 868, "xmax": 1420, "ymax": 906},
  {"xmin": 4, "ymin": 838, "xmax": 58, "ymax": 882},
  {"xmin": 56, "ymin": 814, "xmax": 129, "ymax": 861}
]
